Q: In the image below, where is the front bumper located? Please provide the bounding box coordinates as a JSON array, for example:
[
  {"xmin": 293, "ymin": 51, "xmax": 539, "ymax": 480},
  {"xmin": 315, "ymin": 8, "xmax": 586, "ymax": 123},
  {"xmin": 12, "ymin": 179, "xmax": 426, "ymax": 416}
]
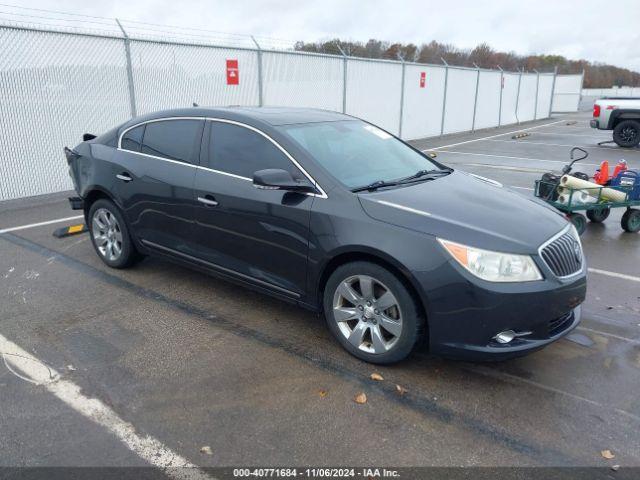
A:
[
  {"xmin": 590, "ymin": 119, "xmax": 599, "ymax": 129},
  {"xmin": 415, "ymin": 262, "xmax": 587, "ymax": 361}
]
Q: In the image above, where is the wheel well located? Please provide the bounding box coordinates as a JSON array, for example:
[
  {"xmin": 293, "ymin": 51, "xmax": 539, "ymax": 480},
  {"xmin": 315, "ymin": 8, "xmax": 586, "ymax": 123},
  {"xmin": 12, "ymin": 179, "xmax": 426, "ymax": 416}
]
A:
[
  {"xmin": 612, "ymin": 114, "xmax": 640, "ymax": 129},
  {"xmin": 83, "ymin": 190, "xmax": 113, "ymax": 221},
  {"xmin": 318, "ymin": 252, "xmax": 428, "ymax": 324}
]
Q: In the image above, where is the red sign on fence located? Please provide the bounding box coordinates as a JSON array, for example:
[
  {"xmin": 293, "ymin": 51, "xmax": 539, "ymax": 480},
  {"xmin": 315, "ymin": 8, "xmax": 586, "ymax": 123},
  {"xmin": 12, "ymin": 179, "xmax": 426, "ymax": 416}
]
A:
[
  {"xmin": 419, "ymin": 72, "xmax": 426, "ymax": 88},
  {"xmin": 226, "ymin": 59, "xmax": 239, "ymax": 85}
]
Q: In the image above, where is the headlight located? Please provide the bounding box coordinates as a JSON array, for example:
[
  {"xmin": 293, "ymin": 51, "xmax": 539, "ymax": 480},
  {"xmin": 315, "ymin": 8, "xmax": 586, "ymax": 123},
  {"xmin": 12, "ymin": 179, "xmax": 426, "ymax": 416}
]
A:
[{"xmin": 438, "ymin": 239, "xmax": 542, "ymax": 282}]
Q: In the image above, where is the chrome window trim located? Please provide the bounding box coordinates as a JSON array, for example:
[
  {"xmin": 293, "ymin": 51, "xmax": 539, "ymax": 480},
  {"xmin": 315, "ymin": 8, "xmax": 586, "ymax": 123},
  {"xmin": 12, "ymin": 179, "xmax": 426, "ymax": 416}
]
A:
[
  {"xmin": 537, "ymin": 224, "xmax": 584, "ymax": 279},
  {"xmin": 117, "ymin": 116, "xmax": 328, "ymax": 199}
]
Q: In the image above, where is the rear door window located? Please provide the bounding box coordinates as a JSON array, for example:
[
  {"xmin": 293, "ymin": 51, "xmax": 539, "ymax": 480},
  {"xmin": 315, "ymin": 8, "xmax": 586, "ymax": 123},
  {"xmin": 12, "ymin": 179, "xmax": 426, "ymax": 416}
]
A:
[
  {"xmin": 207, "ymin": 121, "xmax": 297, "ymax": 178},
  {"xmin": 141, "ymin": 119, "xmax": 203, "ymax": 164},
  {"xmin": 120, "ymin": 125, "xmax": 145, "ymax": 152}
]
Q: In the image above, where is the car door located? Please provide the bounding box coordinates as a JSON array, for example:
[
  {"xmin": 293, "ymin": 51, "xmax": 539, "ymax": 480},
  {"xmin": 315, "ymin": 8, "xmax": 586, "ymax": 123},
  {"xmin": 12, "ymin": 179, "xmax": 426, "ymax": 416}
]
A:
[
  {"xmin": 192, "ymin": 120, "xmax": 315, "ymax": 298},
  {"xmin": 113, "ymin": 118, "xmax": 204, "ymax": 256}
]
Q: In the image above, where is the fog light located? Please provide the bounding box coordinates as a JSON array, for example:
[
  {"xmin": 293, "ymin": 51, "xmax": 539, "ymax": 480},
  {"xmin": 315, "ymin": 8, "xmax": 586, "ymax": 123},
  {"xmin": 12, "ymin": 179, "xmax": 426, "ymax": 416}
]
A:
[{"xmin": 494, "ymin": 330, "xmax": 516, "ymax": 344}]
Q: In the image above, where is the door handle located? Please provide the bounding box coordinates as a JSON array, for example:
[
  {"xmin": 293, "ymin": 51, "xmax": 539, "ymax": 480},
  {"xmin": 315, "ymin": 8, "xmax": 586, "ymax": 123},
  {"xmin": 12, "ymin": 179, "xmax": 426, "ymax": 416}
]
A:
[
  {"xmin": 116, "ymin": 173, "xmax": 132, "ymax": 182},
  {"xmin": 198, "ymin": 195, "xmax": 219, "ymax": 207}
]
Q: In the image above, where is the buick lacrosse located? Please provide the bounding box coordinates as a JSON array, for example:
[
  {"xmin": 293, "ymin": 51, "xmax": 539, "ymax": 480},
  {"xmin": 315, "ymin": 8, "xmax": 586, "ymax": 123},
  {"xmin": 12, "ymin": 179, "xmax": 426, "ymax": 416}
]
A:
[{"xmin": 65, "ymin": 107, "xmax": 586, "ymax": 364}]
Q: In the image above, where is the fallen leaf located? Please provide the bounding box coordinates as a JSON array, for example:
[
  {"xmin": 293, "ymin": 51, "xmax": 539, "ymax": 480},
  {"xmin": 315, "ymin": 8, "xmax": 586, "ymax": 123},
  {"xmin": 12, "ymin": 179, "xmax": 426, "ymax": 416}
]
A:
[
  {"xmin": 370, "ymin": 373, "xmax": 384, "ymax": 381},
  {"xmin": 601, "ymin": 450, "xmax": 615, "ymax": 459},
  {"xmin": 354, "ymin": 392, "xmax": 367, "ymax": 404},
  {"xmin": 318, "ymin": 389, "xmax": 328, "ymax": 398},
  {"xmin": 611, "ymin": 465, "xmax": 620, "ymax": 472},
  {"xmin": 200, "ymin": 446, "xmax": 213, "ymax": 455},
  {"xmin": 396, "ymin": 384, "xmax": 408, "ymax": 396},
  {"xmin": 606, "ymin": 306, "xmax": 614, "ymax": 310}
]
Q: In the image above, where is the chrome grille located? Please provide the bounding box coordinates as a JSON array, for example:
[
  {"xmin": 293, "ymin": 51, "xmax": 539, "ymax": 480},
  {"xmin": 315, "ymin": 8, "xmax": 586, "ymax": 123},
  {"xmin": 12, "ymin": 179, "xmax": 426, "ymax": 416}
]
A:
[{"xmin": 540, "ymin": 229, "xmax": 583, "ymax": 277}]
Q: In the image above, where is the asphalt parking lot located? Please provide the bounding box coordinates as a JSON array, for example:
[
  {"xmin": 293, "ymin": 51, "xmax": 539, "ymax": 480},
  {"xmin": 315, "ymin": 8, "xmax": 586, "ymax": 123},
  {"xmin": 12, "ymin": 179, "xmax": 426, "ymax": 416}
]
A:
[{"xmin": 1, "ymin": 110, "xmax": 639, "ymax": 475}]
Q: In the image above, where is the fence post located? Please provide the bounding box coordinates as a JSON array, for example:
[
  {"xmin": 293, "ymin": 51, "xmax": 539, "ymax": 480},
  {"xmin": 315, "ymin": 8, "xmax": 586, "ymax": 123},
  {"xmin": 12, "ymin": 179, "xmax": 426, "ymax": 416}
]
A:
[
  {"xmin": 549, "ymin": 65, "xmax": 558, "ymax": 115},
  {"xmin": 337, "ymin": 45, "xmax": 348, "ymax": 114},
  {"xmin": 471, "ymin": 63, "xmax": 480, "ymax": 132},
  {"xmin": 251, "ymin": 36, "xmax": 264, "ymax": 107},
  {"xmin": 397, "ymin": 53, "xmax": 406, "ymax": 138},
  {"xmin": 515, "ymin": 67, "xmax": 523, "ymax": 124},
  {"xmin": 497, "ymin": 65, "xmax": 503, "ymax": 127},
  {"xmin": 116, "ymin": 19, "xmax": 137, "ymax": 118},
  {"xmin": 533, "ymin": 69, "xmax": 540, "ymax": 120},
  {"xmin": 440, "ymin": 57, "xmax": 449, "ymax": 136}
]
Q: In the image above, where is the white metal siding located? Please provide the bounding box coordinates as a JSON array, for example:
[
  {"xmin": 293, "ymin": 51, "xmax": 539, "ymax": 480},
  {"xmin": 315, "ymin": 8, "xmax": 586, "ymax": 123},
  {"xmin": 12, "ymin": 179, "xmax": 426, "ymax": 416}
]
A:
[
  {"xmin": 442, "ymin": 68, "xmax": 476, "ymax": 134},
  {"xmin": 0, "ymin": 27, "xmax": 131, "ymax": 200},
  {"xmin": 500, "ymin": 73, "xmax": 520, "ymax": 126},
  {"xmin": 552, "ymin": 74, "xmax": 583, "ymax": 112},
  {"xmin": 400, "ymin": 65, "xmax": 446, "ymax": 140},
  {"xmin": 474, "ymin": 71, "xmax": 502, "ymax": 130},
  {"xmin": 129, "ymin": 41, "xmax": 260, "ymax": 114},
  {"xmin": 345, "ymin": 59, "xmax": 402, "ymax": 135},
  {"xmin": 0, "ymin": 24, "xmax": 575, "ymax": 201},
  {"xmin": 262, "ymin": 51, "xmax": 343, "ymax": 111},
  {"xmin": 516, "ymin": 74, "xmax": 537, "ymax": 122}
]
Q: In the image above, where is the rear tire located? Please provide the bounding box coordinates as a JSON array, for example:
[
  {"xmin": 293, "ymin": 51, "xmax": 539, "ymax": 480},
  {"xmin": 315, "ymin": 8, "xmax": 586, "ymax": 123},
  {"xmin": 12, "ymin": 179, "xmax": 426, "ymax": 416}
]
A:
[
  {"xmin": 613, "ymin": 120, "xmax": 640, "ymax": 148},
  {"xmin": 621, "ymin": 209, "xmax": 640, "ymax": 233},
  {"xmin": 88, "ymin": 199, "xmax": 140, "ymax": 268},
  {"xmin": 568, "ymin": 213, "xmax": 587, "ymax": 235},
  {"xmin": 323, "ymin": 261, "xmax": 424, "ymax": 364},
  {"xmin": 586, "ymin": 207, "xmax": 610, "ymax": 223}
]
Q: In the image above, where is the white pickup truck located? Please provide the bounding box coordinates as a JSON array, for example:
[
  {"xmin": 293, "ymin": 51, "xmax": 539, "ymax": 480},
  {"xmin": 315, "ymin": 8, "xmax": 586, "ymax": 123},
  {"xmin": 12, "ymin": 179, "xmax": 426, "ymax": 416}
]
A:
[{"xmin": 590, "ymin": 97, "xmax": 640, "ymax": 147}]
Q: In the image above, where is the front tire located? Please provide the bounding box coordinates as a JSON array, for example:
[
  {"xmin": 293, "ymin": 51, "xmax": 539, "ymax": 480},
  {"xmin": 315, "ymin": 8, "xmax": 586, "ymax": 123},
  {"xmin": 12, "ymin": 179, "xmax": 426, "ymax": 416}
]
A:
[
  {"xmin": 613, "ymin": 120, "xmax": 640, "ymax": 148},
  {"xmin": 323, "ymin": 261, "xmax": 424, "ymax": 364},
  {"xmin": 88, "ymin": 199, "xmax": 139, "ymax": 268}
]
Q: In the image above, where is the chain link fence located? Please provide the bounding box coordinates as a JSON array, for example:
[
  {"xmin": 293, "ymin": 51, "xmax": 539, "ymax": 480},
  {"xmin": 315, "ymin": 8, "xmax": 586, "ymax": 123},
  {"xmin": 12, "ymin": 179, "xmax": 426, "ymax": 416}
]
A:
[{"xmin": 0, "ymin": 21, "xmax": 582, "ymax": 201}]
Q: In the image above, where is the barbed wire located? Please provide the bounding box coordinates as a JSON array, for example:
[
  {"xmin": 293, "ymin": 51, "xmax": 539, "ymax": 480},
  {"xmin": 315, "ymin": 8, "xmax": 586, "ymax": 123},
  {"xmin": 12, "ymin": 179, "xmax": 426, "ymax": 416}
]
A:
[{"xmin": 0, "ymin": 2, "xmax": 297, "ymax": 50}]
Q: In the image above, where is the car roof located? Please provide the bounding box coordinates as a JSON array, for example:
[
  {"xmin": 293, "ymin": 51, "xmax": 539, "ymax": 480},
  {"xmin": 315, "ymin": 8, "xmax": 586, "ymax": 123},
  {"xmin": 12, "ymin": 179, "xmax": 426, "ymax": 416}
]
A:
[{"xmin": 123, "ymin": 106, "xmax": 354, "ymax": 129}]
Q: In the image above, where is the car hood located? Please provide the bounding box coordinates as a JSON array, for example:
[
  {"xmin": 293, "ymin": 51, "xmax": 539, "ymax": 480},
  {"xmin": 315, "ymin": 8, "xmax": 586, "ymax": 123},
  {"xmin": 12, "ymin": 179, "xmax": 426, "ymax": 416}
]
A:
[{"xmin": 358, "ymin": 170, "xmax": 569, "ymax": 254}]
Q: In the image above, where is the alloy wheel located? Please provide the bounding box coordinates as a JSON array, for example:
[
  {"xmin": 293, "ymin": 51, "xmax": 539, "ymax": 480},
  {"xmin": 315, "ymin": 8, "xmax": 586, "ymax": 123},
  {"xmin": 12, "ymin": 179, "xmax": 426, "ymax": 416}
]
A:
[
  {"xmin": 620, "ymin": 126, "xmax": 638, "ymax": 143},
  {"xmin": 92, "ymin": 208, "xmax": 123, "ymax": 262},
  {"xmin": 332, "ymin": 275, "xmax": 403, "ymax": 354}
]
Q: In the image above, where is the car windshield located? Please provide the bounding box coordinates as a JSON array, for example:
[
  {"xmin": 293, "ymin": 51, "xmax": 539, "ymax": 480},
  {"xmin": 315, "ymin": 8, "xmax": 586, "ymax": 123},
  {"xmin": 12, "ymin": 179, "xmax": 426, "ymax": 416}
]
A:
[{"xmin": 280, "ymin": 120, "xmax": 446, "ymax": 190}]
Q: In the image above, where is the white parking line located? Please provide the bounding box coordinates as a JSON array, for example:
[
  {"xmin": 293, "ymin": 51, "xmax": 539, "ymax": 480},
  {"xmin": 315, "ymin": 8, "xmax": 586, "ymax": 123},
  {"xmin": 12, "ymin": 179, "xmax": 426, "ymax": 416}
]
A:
[
  {"xmin": 0, "ymin": 215, "xmax": 84, "ymax": 234},
  {"xmin": 422, "ymin": 119, "xmax": 566, "ymax": 151},
  {"xmin": 577, "ymin": 326, "xmax": 640, "ymax": 345},
  {"xmin": 485, "ymin": 138, "xmax": 640, "ymax": 154},
  {"xmin": 0, "ymin": 332, "xmax": 212, "ymax": 480},
  {"xmin": 588, "ymin": 268, "xmax": 640, "ymax": 283},
  {"xmin": 435, "ymin": 150, "xmax": 600, "ymax": 167},
  {"xmin": 459, "ymin": 163, "xmax": 547, "ymax": 173},
  {"xmin": 527, "ymin": 131, "xmax": 612, "ymax": 139}
]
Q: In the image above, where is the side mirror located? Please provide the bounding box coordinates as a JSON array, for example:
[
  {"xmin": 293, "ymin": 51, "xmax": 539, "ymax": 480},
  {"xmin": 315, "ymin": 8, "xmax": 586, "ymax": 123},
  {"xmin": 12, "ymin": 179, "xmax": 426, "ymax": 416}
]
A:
[{"xmin": 253, "ymin": 169, "xmax": 316, "ymax": 194}]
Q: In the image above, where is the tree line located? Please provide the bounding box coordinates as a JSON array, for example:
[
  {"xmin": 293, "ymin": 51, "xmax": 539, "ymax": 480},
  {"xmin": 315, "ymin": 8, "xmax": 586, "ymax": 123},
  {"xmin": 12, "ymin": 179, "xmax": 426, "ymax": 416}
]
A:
[{"xmin": 294, "ymin": 39, "xmax": 639, "ymax": 88}]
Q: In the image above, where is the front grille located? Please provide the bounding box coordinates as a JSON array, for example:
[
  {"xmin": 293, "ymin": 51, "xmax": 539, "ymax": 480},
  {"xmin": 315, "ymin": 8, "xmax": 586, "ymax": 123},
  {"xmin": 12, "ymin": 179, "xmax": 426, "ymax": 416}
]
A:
[
  {"xmin": 549, "ymin": 311, "xmax": 573, "ymax": 336},
  {"xmin": 540, "ymin": 230, "xmax": 583, "ymax": 277}
]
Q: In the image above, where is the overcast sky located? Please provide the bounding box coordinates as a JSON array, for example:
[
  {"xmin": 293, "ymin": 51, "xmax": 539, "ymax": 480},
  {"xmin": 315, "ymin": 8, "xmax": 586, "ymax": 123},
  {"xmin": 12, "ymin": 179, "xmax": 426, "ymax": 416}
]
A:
[{"xmin": 19, "ymin": 0, "xmax": 640, "ymax": 71}]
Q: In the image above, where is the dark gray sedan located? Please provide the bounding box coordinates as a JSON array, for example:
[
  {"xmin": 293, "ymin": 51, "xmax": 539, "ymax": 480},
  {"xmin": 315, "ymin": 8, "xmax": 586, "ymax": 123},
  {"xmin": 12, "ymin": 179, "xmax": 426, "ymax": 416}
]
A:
[{"xmin": 65, "ymin": 107, "xmax": 586, "ymax": 364}]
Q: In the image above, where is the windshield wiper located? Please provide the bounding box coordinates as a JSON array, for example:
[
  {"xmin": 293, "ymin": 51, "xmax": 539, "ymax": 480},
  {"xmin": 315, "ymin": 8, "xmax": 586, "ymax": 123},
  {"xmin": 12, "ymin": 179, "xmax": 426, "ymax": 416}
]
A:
[
  {"xmin": 351, "ymin": 179, "xmax": 401, "ymax": 193},
  {"xmin": 397, "ymin": 168, "xmax": 453, "ymax": 183},
  {"xmin": 351, "ymin": 168, "xmax": 453, "ymax": 193}
]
